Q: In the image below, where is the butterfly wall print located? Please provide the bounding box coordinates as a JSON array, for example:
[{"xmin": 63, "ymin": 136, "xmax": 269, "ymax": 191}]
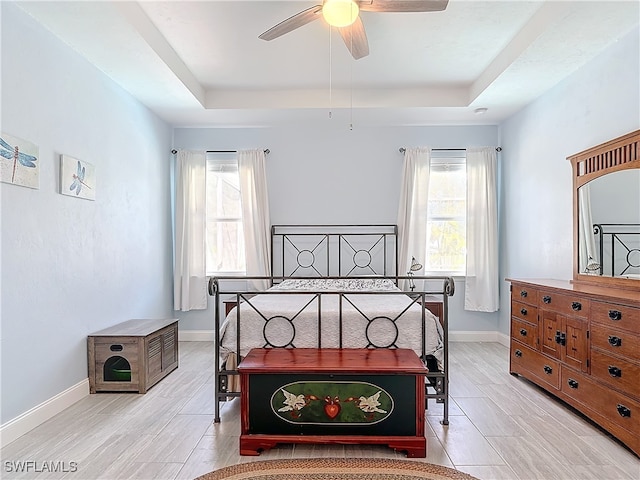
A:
[
  {"xmin": 60, "ymin": 154, "xmax": 95, "ymax": 200},
  {"xmin": 0, "ymin": 133, "xmax": 39, "ymax": 189}
]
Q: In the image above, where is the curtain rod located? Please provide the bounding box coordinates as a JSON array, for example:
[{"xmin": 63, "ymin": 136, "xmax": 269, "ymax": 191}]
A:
[
  {"xmin": 398, "ymin": 147, "xmax": 502, "ymax": 153},
  {"xmin": 171, "ymin": 149, "xmax": 270, "ymax": 154}
]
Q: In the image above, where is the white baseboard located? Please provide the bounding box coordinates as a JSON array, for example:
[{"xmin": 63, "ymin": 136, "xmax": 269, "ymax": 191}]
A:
[
  {"xmin": 178, "ymin": 330, "xmax": 215, "ymax": 342},
  {"xmin": 496, "ymin": 331, "xmax": 510, "ymax": 348},
  {"xmin": 0, "ymin": 379, "xmax": 89, "ymax": 448},
  {"xmin": 449, "ymin": 331, "xmax": 507, "ymax": 344}
]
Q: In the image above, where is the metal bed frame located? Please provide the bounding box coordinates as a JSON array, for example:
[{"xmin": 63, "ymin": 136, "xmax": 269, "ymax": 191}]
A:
[
  {"xmin": 208, "ymin": 225, "xmax": 455, "ymax": 425},
  {"xmin": 593, "ymin": 223, "xmax": 640, "ymax": 277}
]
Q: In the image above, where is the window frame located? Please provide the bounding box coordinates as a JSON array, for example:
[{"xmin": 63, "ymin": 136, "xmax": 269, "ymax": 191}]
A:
[
  {"xmin": 424, "ymin": 154, "xmax": 467, "ymax": 277},
  {"xmin": 205, "ymin": 152, "xmax": 246, "ymax": 276}
]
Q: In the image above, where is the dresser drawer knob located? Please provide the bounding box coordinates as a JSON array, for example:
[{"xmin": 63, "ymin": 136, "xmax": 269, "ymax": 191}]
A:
[
  {"xmin": 608, "ymin": 310, "xmax": 622, "ymax": 321},
  {"xmin": 608, "ymin": 366, "xmax": 622, "ymax": 378},
  {"xmin": 520, "ymin": 290, "xmax": 528, "ymax": 298},
  {"xmin": 567, "ymin": 378, "xmax": 579, "ymax": 389},
  {"xmin": 608, "ymin": 336, "xmax": 622, "ymax": 347},
  {"xmin": 543, "ymin": 296, "xmax": 551, "ymax": 304},
  {"xmin": 519, "ymin": 328, "xmax": 527, "ymax": 337},
  {"xmin": 616, "ymin": 404, "xmax": 631, "ymax": 418},
  {"xmin": 571, "ymin": 301, "xmax": 582, "ymax": 311},
  {"xmin": 515, "ymin": 349, "xmax": 522, "ymax": 358},
  {"xmin": 520, "ymin": 308, "xmax": 528, "ymax": 316},
  {"xmin": 543, "ymin": 365, "xmax": 553, "ymax": 375}
]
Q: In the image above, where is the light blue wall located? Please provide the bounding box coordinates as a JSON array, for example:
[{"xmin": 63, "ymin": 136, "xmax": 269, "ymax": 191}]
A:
[
  {"xmin": 3, "ymin": 0, "xmax": 637, "ymax": 434},
  {"xmin": 0, "ymin": 3, "xmax": 174, "ymax": 424},
  {"xmin": 173, "ymin": 125, "xmax": 500, "ymax": 333},
  {"xmin": 498, "ymin": 26, "xmax": 640, "ymax": 335}
]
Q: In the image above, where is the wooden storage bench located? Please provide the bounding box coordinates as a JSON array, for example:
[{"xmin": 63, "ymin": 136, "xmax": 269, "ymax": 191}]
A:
[
  {"xmin": 238, "ymin": 348, "xmax": 427, "ymax": 457},
  {"xmin": 88, "ymin": 318, "xmax": 178, "ymax": 393}
]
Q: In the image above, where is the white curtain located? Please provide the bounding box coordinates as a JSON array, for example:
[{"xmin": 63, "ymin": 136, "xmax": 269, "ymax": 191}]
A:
[
  {"xmin": 173, "ymin": 150, "xmax": 208, "ymax": 311},
  {"xmin": 465, "ymin": 147, "xmax": 499, "ymax": 312},
  {"xmin": 397, "ymin": 147, "xmax": 431, "ymax": 289},
  {"xmin": 238, "ymin": 149, "xmax": 271, "ymax": 289},
  {"xmin": 578, "ymin": 184, "xmax": 599, "ymax": 274}
]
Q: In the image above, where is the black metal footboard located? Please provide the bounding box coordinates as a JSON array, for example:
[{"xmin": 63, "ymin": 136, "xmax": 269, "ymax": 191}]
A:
[{"xmin": 208, "ymin": 275, "xmax": 454, "ymax": 426}]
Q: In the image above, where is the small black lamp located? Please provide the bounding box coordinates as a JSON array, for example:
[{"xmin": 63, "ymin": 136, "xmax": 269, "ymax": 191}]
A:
[{"xmin": 407, "ymin": 256, "xmax": 423, "ymax": 291}]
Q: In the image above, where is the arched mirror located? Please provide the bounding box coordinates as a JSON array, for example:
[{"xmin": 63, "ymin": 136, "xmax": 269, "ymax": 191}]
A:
[{"xmin": 569, "ymin": 130, "xmax": 640, "ymax": 290}]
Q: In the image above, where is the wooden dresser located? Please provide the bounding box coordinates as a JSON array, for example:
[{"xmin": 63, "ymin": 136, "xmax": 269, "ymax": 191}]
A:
[{"xmin": 507, "ymin": 279, "xmax": 639, "ymax": 456}]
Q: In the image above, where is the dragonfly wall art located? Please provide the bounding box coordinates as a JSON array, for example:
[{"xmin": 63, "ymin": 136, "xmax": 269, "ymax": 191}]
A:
[
  {"xmin": 60, "ymin": 154, "xmax": 95, "ymax": 200},
  {"xmin": 70, "ymin": 160, "xmax": 90, "ymax": 195},
  {"xmin": 0, "ymin": 133, "xmax": 39, "ymax": 189}
]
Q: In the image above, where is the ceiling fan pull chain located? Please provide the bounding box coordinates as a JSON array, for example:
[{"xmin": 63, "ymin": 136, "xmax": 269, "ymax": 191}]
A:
[
  {"xmin": 329, "ymin": 26, "xmax": 333, "ymax": 119},
  {"xmin": 350, "ymin": 30, "xmax": 353, "ymax": 131}
]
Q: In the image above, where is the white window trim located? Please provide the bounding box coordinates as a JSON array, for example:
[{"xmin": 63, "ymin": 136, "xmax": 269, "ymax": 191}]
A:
[
  {"xmin": 205, "ymin": 153, "xmax": 246, "ymax": 276},
  {"xmin": 424, "ymin": 154, "xmax": 466, "ymax": 277}
]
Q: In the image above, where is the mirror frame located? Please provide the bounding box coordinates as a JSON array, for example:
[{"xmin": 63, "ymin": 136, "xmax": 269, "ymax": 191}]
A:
[{"xmin": 568, "ymin": 129, "xmax": 640, "ymax": 291}]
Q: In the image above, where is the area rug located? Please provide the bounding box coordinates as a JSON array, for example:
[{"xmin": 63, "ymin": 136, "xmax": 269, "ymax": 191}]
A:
[{"xmin": 195, "ymin": 458, "xmax": 480, "ymax": 480}]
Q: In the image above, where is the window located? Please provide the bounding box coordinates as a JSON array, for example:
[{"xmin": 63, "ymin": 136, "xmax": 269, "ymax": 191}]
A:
[
  {"xmin": 205, "ymin": 153, "xmax": 245, "ymax": 274},
  {"xmin": 424, "ymin": 155, "xmax": 466, "ymax": 275}
]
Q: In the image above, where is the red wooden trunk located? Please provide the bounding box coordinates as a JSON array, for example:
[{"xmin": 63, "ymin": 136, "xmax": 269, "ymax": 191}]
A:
[{"xmin": 238, "ymin": 348, "xmax": 427, "ymax": 458}]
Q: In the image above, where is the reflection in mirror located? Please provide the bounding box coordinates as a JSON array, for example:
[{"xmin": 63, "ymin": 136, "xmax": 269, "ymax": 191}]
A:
[{"xmin": 578, "ymin": 169, "xmax": 640, "ymax": 279}]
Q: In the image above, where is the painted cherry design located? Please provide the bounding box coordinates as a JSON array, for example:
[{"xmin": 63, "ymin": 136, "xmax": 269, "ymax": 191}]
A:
[{"xmin": 323, "ymin": 396, "xmax": 341, "ymax": 419}]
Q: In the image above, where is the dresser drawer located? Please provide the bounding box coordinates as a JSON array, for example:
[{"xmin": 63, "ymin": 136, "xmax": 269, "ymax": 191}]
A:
[
  {"xmin": 538, "ymin": 291, "xmax": 589, "ymax": 318},
  {"xmin": 511, "ymin": 300, "xmax": 537, "ymax": 324},
  {"xmin": 511, "ymin": 317, "xmax": 538, "ymax": 350},
  {"xmin": 511, "ymin": 284, "xmax": 538, "ymax": 307},
  {"xmin": 511, "ymin": 341, "xmax": 560, "ymax": 390},
  {"xmin": 591, "ymin": 301, "xmax": 640, "ymax": 334},
  {"xmin": 590, "ymin": 324, "xmax": 639, "ymax": 360},
  {"xmin": 590, "ymin": 349, "xmax": 640, "ymax": 399},
  {"xmin": 561, "ymin": 367, "xmax": 640, "ymax": 436}
]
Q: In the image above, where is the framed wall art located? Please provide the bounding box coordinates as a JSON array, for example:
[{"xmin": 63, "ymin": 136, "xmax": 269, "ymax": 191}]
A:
[
  {"xmin": 0, "ymin": 132, "xmax": 39, "ymax": 189},
  {"xmin": 60, "ymin": 154, "xmax": 95, "ymax": 200}
]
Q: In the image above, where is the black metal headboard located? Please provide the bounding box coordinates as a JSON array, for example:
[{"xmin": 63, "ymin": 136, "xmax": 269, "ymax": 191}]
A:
[
  {"xmin": 270, "ymin": 224, "xmax": 398, "ymax": 279},
  {"xmin": 593, "ymin": 223, "xmax": 640, "ymax": 278}
]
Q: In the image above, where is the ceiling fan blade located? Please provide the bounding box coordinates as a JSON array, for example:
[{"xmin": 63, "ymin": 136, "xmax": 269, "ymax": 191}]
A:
[
  {"xmin": 359, "ymin": 0, "xmax": 449, "ymax": 13},
  {"xmin": 259, "ymin": 5, "xmax": 323, "ymax": 41},
  {"xmin": 338, "ymin": 17, "xmax": 369, "ymax": 60}
]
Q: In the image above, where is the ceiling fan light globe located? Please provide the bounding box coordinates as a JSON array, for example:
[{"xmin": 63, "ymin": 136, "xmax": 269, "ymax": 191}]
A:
[{"xmin": 323, "ymin": 0, "xmax": 359, "ymax": 27}]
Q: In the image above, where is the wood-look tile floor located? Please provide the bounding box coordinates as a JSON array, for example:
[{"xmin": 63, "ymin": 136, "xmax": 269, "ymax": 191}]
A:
[{"xmin": 2, "ymin": 342, "xmax": 638, "ymax": 480}]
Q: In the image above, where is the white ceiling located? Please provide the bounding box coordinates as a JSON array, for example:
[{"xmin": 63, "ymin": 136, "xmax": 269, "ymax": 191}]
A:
[{"xmin": 16, "ymin": 0, "xmax": 640, "ymax": 127}]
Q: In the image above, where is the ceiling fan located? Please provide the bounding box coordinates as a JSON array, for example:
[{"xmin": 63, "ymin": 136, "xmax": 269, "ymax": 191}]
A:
[{"xmin": 259, "ymin": 0, "xmax": 449, "ymax": 60}]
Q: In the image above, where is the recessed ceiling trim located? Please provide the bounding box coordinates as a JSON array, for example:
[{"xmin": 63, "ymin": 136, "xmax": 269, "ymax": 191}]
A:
[
  {"xmin": 468, "ymin": 1, "xmax": 572, "ymax": 104},
  {"xmin": 114, "ymin": 1, "xmax": 206, "ymax": 108},
  {"xmin": 204, "ymin": 86, "xmax": 469, "ymax": 110},
  {"xmin": 14, "ymin": 1, "xmax": 637, "ymax": 126}
]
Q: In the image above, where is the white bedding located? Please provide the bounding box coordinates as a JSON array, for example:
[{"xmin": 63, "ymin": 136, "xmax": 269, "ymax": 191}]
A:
[{"xmin": 219, "ymin": 278, "xmax": 444, "ymax": 369}]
